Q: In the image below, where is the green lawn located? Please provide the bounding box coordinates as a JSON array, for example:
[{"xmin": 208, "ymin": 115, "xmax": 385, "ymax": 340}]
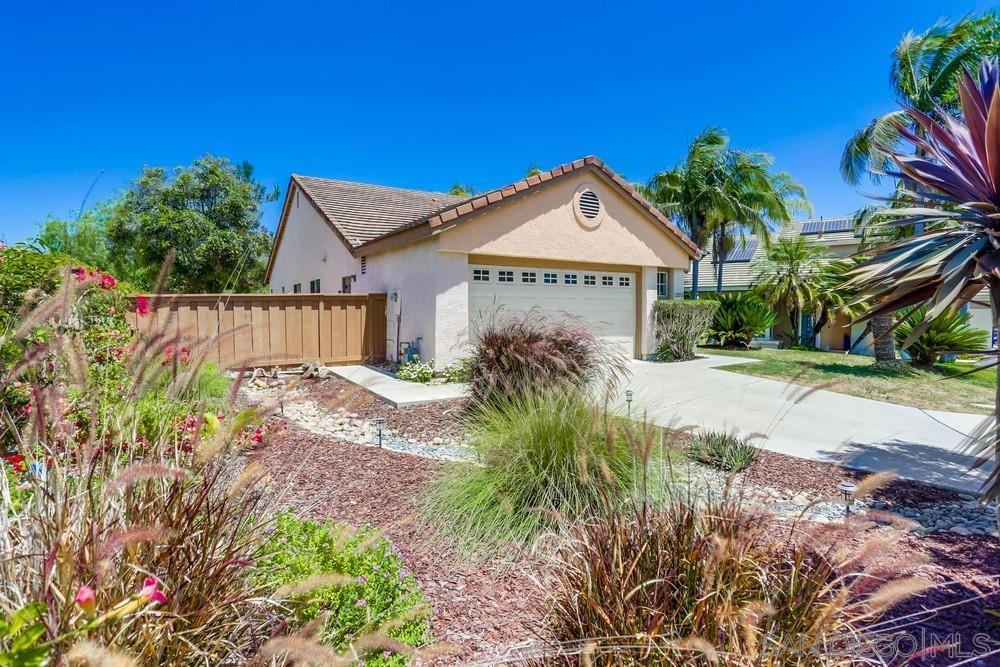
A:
[{"xmin": 704, "ymin": 347, "xmax": 996, "ymax": 415}]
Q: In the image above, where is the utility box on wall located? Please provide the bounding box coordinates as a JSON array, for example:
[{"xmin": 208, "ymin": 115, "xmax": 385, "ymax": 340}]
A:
[{"xmin": 385, "ymin": 291, "xmax": 401, "ymax": 362}]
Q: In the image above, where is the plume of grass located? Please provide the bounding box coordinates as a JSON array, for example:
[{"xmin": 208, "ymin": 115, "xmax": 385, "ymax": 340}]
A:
[{"xmin": 420, "ymin": 387, "xmax": 659, "ymax": 558}]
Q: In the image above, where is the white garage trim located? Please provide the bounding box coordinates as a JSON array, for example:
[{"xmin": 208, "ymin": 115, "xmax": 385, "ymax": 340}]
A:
[{"xmin": 466, "ymin": 255, "xmax": 642, "ymax": 358}]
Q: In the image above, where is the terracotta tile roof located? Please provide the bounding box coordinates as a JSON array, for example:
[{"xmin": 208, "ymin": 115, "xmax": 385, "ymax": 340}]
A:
[
  {"xmin": 358, "ymin": 155, "xmax": 702, "ymax": 257},
  {"xmin": 292, "ymin": 175, "xmax": 467, "ymax": 247},
  {"xmin": 283, "ymin": 156, "xmax": 702, "ymax": 259}
]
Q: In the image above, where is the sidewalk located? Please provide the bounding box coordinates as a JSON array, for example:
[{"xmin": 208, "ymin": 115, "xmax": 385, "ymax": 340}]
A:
[
  {"xmin": 619, "ymin": 356, "xmax": 993, "ymax": 495},
  {"xmin": 329, "ymin": 365, "xmax": 468, "ymax": 407}
]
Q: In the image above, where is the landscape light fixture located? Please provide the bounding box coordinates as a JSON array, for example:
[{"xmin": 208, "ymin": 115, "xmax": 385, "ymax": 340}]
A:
[
  {"xmin": 625, "ymin": 389, "xmax": 633, "ymax": 418},
  {"xmin": 837, "ymin": 481, "xmax": 856, "ymax": 521},
  {"xmin": 372, "ymin": 416, "xmax": 385, "ymax": 448}
]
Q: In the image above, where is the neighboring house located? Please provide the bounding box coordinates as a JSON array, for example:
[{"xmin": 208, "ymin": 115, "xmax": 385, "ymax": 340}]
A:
[
  {"xmin": 686, "ymin": 217, "xmax": 868, "ymax": 352},
  {"xmin": 266, "ymin": 156, "xmax": 701, "ymax": 368},
  {"xmin": 687, "ymin": 216, "xmax": 997, "ymax": 352}
]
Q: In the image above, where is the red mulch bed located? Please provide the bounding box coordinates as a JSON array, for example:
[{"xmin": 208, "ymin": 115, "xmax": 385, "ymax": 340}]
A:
[
  {"xmin": 252, "ymin": 380, "xmax": 999, "ymax": 665},
  {"xmin": 251, "ymin": 420, "xmax": 546, "ymax": 664}
]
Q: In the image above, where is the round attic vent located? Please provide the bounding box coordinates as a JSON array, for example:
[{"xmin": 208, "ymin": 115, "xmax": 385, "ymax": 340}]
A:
[{"xmin": 578, "ymin": 190, "xmax": 601, "ymax": 219}]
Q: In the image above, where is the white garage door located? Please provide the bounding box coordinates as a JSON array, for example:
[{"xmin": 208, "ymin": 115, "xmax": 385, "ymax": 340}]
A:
[{"xmin": 468, "ymin": 264, "xmax": 636, "ymax": 356}]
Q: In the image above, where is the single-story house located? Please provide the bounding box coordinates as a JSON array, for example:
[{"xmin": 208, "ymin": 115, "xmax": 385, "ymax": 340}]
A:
[
  {"xmin": 266, "ymin": 156, "xmax": 701, "ymax": 368},
  {"xmin": 687, "ymin": 217, "xmax": 996, "ymax": 352}
]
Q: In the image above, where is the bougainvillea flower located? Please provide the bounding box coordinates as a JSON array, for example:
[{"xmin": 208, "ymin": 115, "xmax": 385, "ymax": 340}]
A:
[
  {"xmin": 135, "ymin": 295, "xmax": 151, "ymax": 317},
  {"xmin": 139, "ymin": 577, "xmax": 168, "ymax": 604},
  {"xmin": 97, "ymin": 273, "xmax": 117, "ymax": 290},
  {"xmin": 75, "ymin": 586, "xmax": 96, "ymax": 617},
  {"xmin": 71, "ymin": 266, "xmax": 86, "ymax": 282}
]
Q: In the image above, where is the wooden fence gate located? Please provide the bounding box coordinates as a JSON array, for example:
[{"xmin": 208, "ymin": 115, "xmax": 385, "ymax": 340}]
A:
[{"xmin": 128, "ymin": 293, "xmax": 387, "ymax": 369}]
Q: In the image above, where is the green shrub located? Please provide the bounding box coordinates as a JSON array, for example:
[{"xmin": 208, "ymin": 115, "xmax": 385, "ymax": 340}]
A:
[
  {"xmin": 0, "ymin": 245, "xmax": 71, "ymax": 325},
  {"xmin": 546, "ymin": 482, "xmax": 923, "ymax": 665},
  {"xmin": 466, "ymin": 310, "xmax": 628, "ymax": 408},
  {"xmin": 442, "ymin": 357, "xmax": 472, "ymax": 384},
  {"xmin": 421, "ymin": 389, "xmax": 657, "ymax": 557},
  {"xmin": 257, "ymin": 514, "xmax": 431, "ymax": 665},
  {"xmin": 690, "ymin": 429, "xmax": 756, "ymax": 472},
  {"xmin": 895, "ymin": 305, "xmax": 988, "ymax": 366},
  {"xmin": 652, "ymin": 300, "xmax": 718, "ymax": 361},
  {"xmin": 706, "ymin": 293, "xmax": 777, "ymax": 348},
  {"xmin": 396, "ymin": 356, "xmax": 435, "ymax": 383}
]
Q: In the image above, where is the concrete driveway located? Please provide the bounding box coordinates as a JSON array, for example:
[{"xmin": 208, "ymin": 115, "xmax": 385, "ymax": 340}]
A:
[{"xmin": 618, "ymin": 356, "xmax": 994, "ymax": 495}]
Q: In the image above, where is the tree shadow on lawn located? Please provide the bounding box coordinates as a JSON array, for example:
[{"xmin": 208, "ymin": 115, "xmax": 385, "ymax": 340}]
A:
[
  {"xmin": 799, "ymin": 360, "xmax": 917, "ymax": 379},
  {"xmin": 819, "ymin": 439, "xmax": 993, "ymax": 497}
]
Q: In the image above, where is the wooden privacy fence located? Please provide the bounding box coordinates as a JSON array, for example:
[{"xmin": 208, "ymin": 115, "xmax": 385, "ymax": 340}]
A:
[{"xmin": 128, "ymin": 293, "xmax": 387, "ymax": 369}]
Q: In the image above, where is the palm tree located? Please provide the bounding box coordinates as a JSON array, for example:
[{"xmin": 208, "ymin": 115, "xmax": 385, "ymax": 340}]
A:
[
  {"xmin": 843, "ymin": 59, "xmax": 1000, "ymax": 497},
  {"xmin": 712, "ymin": 155, "xmax": 811, "ymax": 293},
  {"xmin": 641, "ymin": 128, "xmax": 729, "ymax": 299},
  {"xmin": 812, "ymin": 257, "xmax": 867, "ymax": 336},
  {"xmin": 841, "ymin": 13, "xmax": 1000, "ymax": 185},
  {"xmin": 752, "ymin": 237, "xmax": 828, "ymax": 344}
]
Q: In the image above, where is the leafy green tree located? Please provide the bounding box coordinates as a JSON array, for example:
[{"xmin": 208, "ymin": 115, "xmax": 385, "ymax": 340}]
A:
[
  {"xmin": 642, "ymin": 128, "xmax": 809, "ymax": 298},
  {"xmin": 106, "ymin": 156, "xmax": 278, "ymax": 292},
  {"xmin": 525, "ymin": 164, "xmax": 542, "ymax": 177},
  {"xmin": 752, "ymin": 237, "xmax": 828, "ymax": 343},
  {"xmin": 711, "ymin": 153, "xmax": 810, "ymax": 293},
  {"xmin": 448, "ymin": 183, "xmax": 475, "ymax": 197},
  {"xmin": 35, "ymin": 200, "xmax": 114, "ymax": 270},
  {"xmin": 841, "ymin": 13, "xmax": 1000, "ymax": 185},
  {"xmin": 641, "ymin": 128, "xmax": 729, "ymax": 299}
]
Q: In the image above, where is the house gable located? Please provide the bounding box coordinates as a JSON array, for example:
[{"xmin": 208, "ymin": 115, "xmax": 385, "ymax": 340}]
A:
[
  {"xmin": 435, "ymin": 169, "xmax": 692, "ymax": 269},
  {"xmin": 267, "ymin": 181, "xmax": 358, "ymax": 292}
]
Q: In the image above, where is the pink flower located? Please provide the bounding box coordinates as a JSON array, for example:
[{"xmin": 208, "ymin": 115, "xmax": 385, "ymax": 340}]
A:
[
  {"xmin": 135, "ymin": 295, "xmax": 150, "ymax": 317},
  {"xmin": 75, "ymin": 586, "xmax": 96, "ymax": 617},
  {"xmin": 139, "ymin": 577, "xmax": 168, "ymax": 605},
  {"xmin": 357, "ymin": 575, "xmax": 367, "ymax": 584},
  {"xmin": 355, "ymin": 599, "xmax": 367, "ymax": 607},
  {"xmin": 71, "ymin": 266, "xmax": 86, "ymax": 282},
  {"xmin": 97, "ymin": 273, "xmax": 117, "ymax": 290}
]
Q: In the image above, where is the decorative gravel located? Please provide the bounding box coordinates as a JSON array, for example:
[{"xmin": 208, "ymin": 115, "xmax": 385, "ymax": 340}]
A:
[{"xmin": 241, "ymin": 381, "xmax": 475, "ymax": 462}]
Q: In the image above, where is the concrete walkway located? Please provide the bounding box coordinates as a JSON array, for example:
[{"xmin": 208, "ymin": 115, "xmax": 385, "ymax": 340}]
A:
[
  {"xmin": 618, "ymin": 356, "xmax": 994, "ymax": 495},
  {"xmin": 330, "ymin": 365, "xmax": 468, "ymax": 407}
]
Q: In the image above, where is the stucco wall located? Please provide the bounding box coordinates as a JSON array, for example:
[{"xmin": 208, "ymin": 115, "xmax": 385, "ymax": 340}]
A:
[
  {"xmin": 437, "ymin": 170, "xmax": 691, "ymax": 269},
  {"xmin": 354, "ymin": 239, "xmax": 469, "ymax": 366},
  {"xmin": 269, "ymin": 185, "xmax": 359, "ymax": 294}
]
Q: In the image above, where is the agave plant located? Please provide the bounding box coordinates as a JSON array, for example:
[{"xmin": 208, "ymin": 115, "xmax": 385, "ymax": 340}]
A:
[{"xmin": 843, "ymin": 59, "xmax": 1000, "ymax": 496}]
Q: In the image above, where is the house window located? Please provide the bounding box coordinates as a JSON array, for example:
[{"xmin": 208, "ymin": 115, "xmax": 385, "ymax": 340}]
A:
[
  {"xmin": 473, "ymin": 268, "xmax": 490, "ymax": 282},
  {"xmin": 601, "ymin": 275, "xmax": 613, "ymax": 286},
  {"xmin": 361, "ymin": 256, "xmax": 367, "ymax": 275},
  {"xmin": 543, "ymin": 272, "xmax": 557, "ymax": 284},
  {"xmin": 309, "ymin": 279, "xmax": 321, "ymax": 293},
  {"xmin": 584, "ymin": 274, "xmax": 596, "ymax": 286},
  {"xmin": 498, "ymin": 270, "xmax": 514, "ymax": 283},
  {"xmin": 521, "ymin": 271, "xmax": 537, "ymax": 283},
  {"xmin": 564, "ymin": 274, "xmax": 578, "ymax": 285},
  {"xmin": 656, "ymin": 272, "xmax": 668, "ymax": 298},
  {"xmin": 292, "ymin": 283, "xmax": 302, "ymax": 293},
  {"xmin": 619, "ymin": 276, "xmax": 631, "ymax": 287}
]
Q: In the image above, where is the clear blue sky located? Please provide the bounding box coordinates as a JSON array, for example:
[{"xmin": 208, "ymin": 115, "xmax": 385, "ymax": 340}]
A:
[{"xmin": 0, "ymin": 0, "xmax": 993, "ymax": 243}]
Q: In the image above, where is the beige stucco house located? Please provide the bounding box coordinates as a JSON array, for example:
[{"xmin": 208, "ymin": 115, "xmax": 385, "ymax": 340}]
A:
[{"xmin": 266, "ymin": 156, "xmax": 701, "ymax": 368}]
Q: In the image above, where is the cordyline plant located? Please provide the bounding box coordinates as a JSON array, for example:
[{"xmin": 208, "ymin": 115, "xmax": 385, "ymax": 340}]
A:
[{"xmin": 843, "ymin": 58, "xmax": 1000, "ymax": 497}]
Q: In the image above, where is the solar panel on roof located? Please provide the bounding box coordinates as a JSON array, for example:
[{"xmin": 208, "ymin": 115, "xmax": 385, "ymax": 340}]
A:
[
  {"xmin": 823, "ymin": 218, "xmax": 854, "ymax": 233},
  {"xmin": 713, "ymin": 240, "xmax": 758, "ymax": 263},
  {"xmin": 801, "ymin": 221, "xmax": 824, "ymax": 234}
]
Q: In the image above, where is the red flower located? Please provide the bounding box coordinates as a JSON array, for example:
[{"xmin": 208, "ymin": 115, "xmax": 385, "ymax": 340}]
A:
[
  {"xmin": 135, "ymin": 295, "xmax": 150, "ymax": 317},
  {"xmin": 71, "ymin": 266, "xmax": 86, "ymax": 282},
  {"xmin": 97, "ymin": 273, "xmax": 117, "ymax": 290}
]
